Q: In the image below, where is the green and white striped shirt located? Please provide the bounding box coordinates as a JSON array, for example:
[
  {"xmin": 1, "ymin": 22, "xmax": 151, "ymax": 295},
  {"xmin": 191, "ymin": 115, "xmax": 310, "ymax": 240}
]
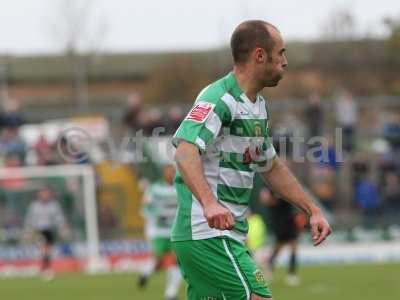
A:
[
  {"xmin": 142, "ymin": 180, "xmax": 178, "ymax": 239},
  {"xmin": 171, "ymin": 72, "xmax": 276, "ymax": 243}
]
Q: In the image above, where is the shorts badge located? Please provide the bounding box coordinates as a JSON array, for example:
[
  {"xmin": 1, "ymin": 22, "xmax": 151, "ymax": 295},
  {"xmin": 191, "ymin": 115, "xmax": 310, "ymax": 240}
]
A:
[{"xmin": 254, "ymin": 269, "xmax": 266, "ymax": 286}]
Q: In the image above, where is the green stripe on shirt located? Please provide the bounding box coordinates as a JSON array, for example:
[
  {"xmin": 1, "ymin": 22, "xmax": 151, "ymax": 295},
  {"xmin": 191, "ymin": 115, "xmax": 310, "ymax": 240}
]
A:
[{"xmin": 217, "ymin": 184, "xmax": 252, "ymax": 205}]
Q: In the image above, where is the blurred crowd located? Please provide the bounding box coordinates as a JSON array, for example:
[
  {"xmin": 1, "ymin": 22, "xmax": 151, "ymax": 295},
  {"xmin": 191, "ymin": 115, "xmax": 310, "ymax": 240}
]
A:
[
  {"xmin": 122, "ymin": 93, "xmax": 184, "ymax": 136},
  {"xmin": 0, "ymin": 99, "xmax": 87, "ymax": 243},
  {"xmin": 120, "ymin": 90, "xmax": 400, "ymax": 229},
  {"xmin": 0, "ymin": 99, "xmax": 26, "ymax": 169},
  {"xmin": 0, "ymin": 90, "xmax": 399, "ymax": 232},
  {"xmin": 0, "ymin": 98, "xmax": 91, "ymax": 169},
  {"xmin": 271, "ymin": 90, "xmax": 400, "ymax": 228}
]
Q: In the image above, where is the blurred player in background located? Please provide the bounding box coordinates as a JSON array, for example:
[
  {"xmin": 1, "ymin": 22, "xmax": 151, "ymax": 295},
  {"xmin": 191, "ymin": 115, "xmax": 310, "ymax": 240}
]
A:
[
  {"xmin": 259, "ymin": 187, "xmax": 305, "ymax": 286},
  {"xmin": 138, "ymin": 163, "xmax": 182, "ymax": 300},
  {"xmin": 247, "ymin": 211, "xmax": 269, "ymax": 271},
  {"xmin": 172, "ymin": 20, "xmax": 331, "ymax": 300},
  {"xmin": 24, "ymin": 186, "xmax": 69, "ymax": 281}
]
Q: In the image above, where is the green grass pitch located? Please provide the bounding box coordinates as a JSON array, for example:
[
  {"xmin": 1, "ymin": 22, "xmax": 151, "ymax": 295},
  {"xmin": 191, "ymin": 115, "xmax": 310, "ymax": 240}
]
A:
[{"xmin": 1, "ymin": 263, "xmax": 399, "ymax": 300}]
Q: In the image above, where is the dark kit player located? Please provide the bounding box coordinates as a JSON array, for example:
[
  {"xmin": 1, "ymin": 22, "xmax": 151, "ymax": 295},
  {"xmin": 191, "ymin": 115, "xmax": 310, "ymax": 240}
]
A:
[
  {"xmin": 24, "ymin": 186, "xmax": 69, "ymax": 281},
  {"xmin": 260, "ymin": 187, "xmax": 304, "ymax": 286}
]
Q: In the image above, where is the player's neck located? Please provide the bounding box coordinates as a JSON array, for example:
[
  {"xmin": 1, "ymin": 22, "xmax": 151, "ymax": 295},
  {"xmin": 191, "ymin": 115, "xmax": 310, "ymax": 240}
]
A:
[{"xmin": 233, "ymin": 66, "xmax": 261, "ymax": 103}]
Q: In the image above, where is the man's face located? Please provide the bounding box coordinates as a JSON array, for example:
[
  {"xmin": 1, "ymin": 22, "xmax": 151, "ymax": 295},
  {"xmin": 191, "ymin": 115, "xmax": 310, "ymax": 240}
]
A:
[
  {"xmin": 255, "ymin": 27, "xmax": 288, "ymax": 87},
  {"xmin": 38, "ymin": 188, "xmax": 52, "ymax": 202}
]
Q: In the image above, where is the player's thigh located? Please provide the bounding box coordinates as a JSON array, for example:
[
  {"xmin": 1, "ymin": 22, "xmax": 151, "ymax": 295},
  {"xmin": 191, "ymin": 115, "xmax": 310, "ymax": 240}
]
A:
[
  {"xmin": 227, "ymin": 238, "xmax": 273, "ymax": 299},
  {"xmin": 173, "ymin": 237, "xmax": 272, "ymax": 300},
  {"xmin": 173, "ymin": 238, "xmax": 248, "ymax": 299}
]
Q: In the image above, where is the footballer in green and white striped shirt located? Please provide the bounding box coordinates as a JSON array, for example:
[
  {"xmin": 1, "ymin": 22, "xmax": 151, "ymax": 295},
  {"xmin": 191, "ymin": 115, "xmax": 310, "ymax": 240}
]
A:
[
  {"xmin": 138, "ymin": 163, "xmax": 182, "ymax": 300},
  {"xmin": 171, "ymin": 20, "xmax": 331, "ymax": 300}
]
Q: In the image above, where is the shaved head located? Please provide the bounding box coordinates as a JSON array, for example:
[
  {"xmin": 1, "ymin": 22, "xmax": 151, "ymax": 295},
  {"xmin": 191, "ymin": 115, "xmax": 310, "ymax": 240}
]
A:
[{"xmin": 230, "ymin": 20, "xmax": 278, "ymax": 64}]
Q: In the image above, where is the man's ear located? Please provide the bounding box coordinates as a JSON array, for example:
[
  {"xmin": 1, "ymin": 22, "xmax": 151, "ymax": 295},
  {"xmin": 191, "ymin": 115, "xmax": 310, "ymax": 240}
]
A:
[{"xmin": 254, "ymin": 47, "xmax": 266, "ymax": 63}]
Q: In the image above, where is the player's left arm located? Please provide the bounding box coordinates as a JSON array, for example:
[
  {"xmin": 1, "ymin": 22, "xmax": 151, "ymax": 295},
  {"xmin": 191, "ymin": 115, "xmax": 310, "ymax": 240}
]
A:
[{"xmin": 260, "ymin": 157, "xmax": 332, "ymax": 246}]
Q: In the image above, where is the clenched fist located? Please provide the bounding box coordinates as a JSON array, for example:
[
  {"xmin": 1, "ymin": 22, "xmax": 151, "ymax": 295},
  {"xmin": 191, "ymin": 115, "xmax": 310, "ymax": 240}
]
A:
[
  {"xmin": 309, "ymin": 210, "xmax": 332, "ymax": 246},
  {"xmin": 203, "ymin": 201, "xmax": 235, "ymax": 230}
]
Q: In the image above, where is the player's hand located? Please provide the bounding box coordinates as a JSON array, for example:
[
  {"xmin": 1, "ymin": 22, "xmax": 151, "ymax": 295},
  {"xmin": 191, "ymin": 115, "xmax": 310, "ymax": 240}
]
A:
[
  {"xmin": 203, "ymin": 201, "xmax": 235, "ymax": 230},
  {"xmin": 309, "ymin": 209, "xmax": 332, "ymax": 246}
]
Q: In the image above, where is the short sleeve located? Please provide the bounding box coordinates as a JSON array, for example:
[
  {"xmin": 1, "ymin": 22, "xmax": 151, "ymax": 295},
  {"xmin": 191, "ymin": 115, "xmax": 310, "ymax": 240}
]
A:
[
  {"xmin": 172, "ymin": 99, "xmax": 232, "ymax": 153},
  {"xmin": 263, "ymin": 136, "xmax": 276, "ymax": 161}
]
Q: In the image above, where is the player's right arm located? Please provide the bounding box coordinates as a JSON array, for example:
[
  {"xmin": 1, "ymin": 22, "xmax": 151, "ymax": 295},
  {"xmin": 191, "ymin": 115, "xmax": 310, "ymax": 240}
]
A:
[
  {"xmin": 175, "ymin": 141, "xmax": 234, "ymax": 230},
  {"xmin": 173, "ymin": 96, "xmax": 235, "ymax": 231}
]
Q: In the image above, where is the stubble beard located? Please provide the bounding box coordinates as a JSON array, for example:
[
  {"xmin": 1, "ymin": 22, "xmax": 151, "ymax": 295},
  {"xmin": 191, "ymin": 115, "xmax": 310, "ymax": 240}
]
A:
[{"xmin": 264, "ymin": 75, "xmax": 282, "ymax": 87}]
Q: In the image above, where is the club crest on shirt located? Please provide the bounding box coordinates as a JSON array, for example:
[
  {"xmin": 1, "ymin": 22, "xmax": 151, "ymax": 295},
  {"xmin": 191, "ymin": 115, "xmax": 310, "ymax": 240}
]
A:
[
  {"xmin": 186, "ymin": 101, "xmax": 215, "ymax": 123},
  {"xmin": 253, "ymin": 269, "xmax": 266, "ymax": 286},
  {"xmin": 254, "ymin": 121, "xmax": 263, "ymax": 137}
]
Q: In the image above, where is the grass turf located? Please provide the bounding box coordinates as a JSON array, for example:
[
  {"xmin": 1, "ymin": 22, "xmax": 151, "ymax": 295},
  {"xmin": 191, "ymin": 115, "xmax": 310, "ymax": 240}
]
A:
[{"xmin": 1, "ymin": 263, "xmax": 399, "ymax": 300}]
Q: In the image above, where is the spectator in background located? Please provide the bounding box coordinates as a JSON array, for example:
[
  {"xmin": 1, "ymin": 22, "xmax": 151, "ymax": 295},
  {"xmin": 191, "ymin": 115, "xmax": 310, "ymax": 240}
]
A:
[
  {"xmin": 0, "ymin": 127, "xmax": 26, "ymax": 164},
  {"xmin": 122, "ymin": 93, "xmax": 142, "ymax": 132},
  {"xmin": 272, "ymin": 113, "xmax": 307, "ymax": 160},
  {"xmin": 382, "ymin": 112, "xmax": 400, "ymax": 152},
  {"xmin": 136, "ymin": 108, "xmax": 165, "ymax": 136},
  {"xmin": 35, "ymin": 134, "xmax": 56, "ymax": 165},
  {"xmin": 309, "ymin": 137, "xmax": 339, "ymax": 211},
  {"xmin": 0, "ymin": 98, "xmax": 25, "ymax": 128},
  {"xmin": 382, "ymin": 172, "xmax": 400, "ymax": 217},
  {"xmin": 166, "ymin": 106, "xmax": 184, "ymax": 135},
  {"xmin": 352, "ymin": 153, "xmax": 369, "ymax": 184},
  {"xmin": 378, "ymin": 151, "xmax": 397, "ymax": 177},
  {"xmin": 310, "ymin": 166, "xmax": 336, "ymax": 211},
  {"xmin": 336, "ymin": 90, "xmax": 357, "ymax": 153},
  {"xmin": 354, "ymin": 174, "xmax": 381, "ymax": 228},
  {"xmin": 305, "ymin": 92, "xmax": 323, "ymax": 138},
  {"xmin": 137, "ymin": 110, "xmax": 153, "ymax": 136},
  {"xmin": 148, "ymin": 108, "xmax": 164, "ymax": 134},
  {"xmin": 2, "ymin": 153, "xmax": 23, "ymax": 168},
  {"xmin": 312, "ymin": 136, "xmax": 340, "ymax": 171}
]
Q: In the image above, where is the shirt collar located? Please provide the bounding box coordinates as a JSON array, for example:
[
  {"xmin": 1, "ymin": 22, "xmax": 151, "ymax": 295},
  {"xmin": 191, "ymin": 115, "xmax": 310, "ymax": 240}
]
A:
[
  {"xmin": 225, "ymin": 71, "xmax": 262, "ymax": 105},
  {"xmin": 225, "ymin": 72, "xmax": 244, "ymax": 102}
]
